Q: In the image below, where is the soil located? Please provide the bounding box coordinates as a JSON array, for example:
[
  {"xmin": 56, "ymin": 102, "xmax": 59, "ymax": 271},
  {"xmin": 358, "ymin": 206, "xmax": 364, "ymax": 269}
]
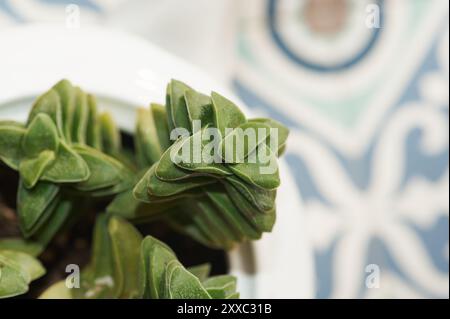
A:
[{"xmin": 0, "ymin": 133, "xmax": 228, "ymax": 298}]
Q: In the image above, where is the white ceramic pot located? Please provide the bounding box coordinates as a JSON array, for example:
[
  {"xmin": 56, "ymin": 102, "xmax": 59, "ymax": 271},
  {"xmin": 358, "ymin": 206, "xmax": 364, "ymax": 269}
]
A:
[{"xmin": 0, "ymin": 25, "xmax": 314, "ymax": 298}]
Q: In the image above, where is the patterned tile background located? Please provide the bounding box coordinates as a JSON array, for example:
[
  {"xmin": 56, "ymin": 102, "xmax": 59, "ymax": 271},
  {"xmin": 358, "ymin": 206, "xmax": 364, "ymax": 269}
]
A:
[{"xmin": 0, "ymin": 0, "xmax": 448, "ymax": 298}]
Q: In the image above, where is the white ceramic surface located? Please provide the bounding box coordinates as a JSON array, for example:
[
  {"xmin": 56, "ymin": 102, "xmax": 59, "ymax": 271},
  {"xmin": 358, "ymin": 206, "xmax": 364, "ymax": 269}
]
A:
[{"xmin": 0, "ymin": 24, "xmax": 314, "ymax": 298}]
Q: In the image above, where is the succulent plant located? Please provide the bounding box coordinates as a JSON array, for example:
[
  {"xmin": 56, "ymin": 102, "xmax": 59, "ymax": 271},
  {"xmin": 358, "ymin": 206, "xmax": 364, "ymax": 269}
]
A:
[
  {"xmin": 108, "ymin": 80, "xmax": 289, "ymax": 249},
  {"xmin": 0, "ymin": 79, "xmax": 288, "ymax": 299},
  {"xmin": 40, "ymin": 215, "xmax": 238, "ymax": 299},
  {"xmin": 0, "ymin": 80, "xmax": 133, "ymax": 248}
]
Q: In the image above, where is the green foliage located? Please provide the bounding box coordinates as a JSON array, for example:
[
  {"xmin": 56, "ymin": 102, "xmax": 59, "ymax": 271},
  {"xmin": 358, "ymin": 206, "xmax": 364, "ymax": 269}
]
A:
[
  {"xmin": 0, "ymin": 79, "xmax": 288, "ymax": 299},
  {"xmin": 0, "ymin": 80, "xmax": 133, "ymax": 248},
  {"xmin": 41, "ymin": 215, "xmax": 238, "ymax": 299},
  {"xmin": 110, "ymin": 79, "xmax": 289, "ymax": 249},
  {"xmin": 0, "ymin": 248, "xmax": 45, "ymax": 298}
]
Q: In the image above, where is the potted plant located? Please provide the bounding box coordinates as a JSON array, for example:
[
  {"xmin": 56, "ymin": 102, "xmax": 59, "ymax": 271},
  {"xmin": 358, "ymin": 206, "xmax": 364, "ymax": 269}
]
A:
[{"xmin": 0, "ymin": 78, "xmax": 289, "ymax": 299}]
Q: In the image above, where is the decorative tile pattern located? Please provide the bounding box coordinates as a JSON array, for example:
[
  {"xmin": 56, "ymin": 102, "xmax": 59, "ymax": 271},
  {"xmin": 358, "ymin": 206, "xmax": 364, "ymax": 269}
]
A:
[{"xmin": 234, "ymin": 0, "xmax": 449, "ymax": 298}]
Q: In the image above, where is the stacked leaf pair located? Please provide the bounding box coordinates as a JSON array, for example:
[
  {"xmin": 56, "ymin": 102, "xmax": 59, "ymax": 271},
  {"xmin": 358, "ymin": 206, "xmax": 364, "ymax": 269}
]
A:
[
  {"xmin": 42, "ymin": 216, "xmax": 238, "ymax": 299},
  {"xmin": 0, "ymin": 80, "xmax": 133, "ymax": 247},
  {"xmin": 128, "ymin": 80, "xmax": 289, "ymax": 249},
  {"xmin": 0, "ymin": 247, "xmax": 44, "ymax": 298}
]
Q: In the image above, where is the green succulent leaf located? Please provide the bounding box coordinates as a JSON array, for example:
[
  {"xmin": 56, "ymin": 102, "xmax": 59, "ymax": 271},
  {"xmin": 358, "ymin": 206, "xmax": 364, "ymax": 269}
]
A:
[
  {"xmin": 164, "ymin": 260, "xmax": 211, "ymax": 299},
  {"xmin": 27, "ymin": 89, "xmax": 64, "ymax": 138},
  {"xmin": 52, "ymin": 79, "xmax": 75, "ymax": 142},
  {"xmin": 99, "ymin": 112, "xmax": 122, "ymax": 157},
  {"xmin": 187, "ymin": 263, "xmax": 211, "ymax": 282},
  {"xmin": 32, "ymin": 199, "xmax": 72, "ymax": 247},
  {"xmin": 0, "ymin": 250, "xmax": 45, "ymax": 299},
  {"xmin": 0, "ymin": 250, "xmax": 45, "ymax": 282},
  {"xmin": 169, "ymin": 79, "xmax": 192, "ymax": 132},
  {"xmin": 86, "ymin": 94, "xmax": 103, "ymax": 149},
  {"xmin": 211, "ymin": 92, "xmax": 246, "ymax": 138},
  {"xmin": 186, "ymin": 197, "xmax": 241, "ymax": 249},
  {"xmin": 139, "ymin": 235, "xmax": 177, "ymax": 299},
  {"xmin": 184, "ymin": 89, "xmax": 214, "ymax": 127},
  {"xmin": 87, "ymin": 177, "xmax": 134, "ymax": 198},
  {"xmin": 0, "ymin": 239, "xmax": 43, "ymax": 257},
  {"xmin": 135, "ymin": 108, "xmax": 162, "ymax": 167},
  {"xmin": 73, "ymin": 214, "xmax": 115, "ymax": 299},
  {"xmin": 17, "ymin": 180, "xmax": 60, "ymax": 235},
  {"xmin": 146, "ymin": 164, "xmax": 214, "ymax": 197},
  {"xmin": 223, "ymin": 180, "xmax": 276, "ymax": 232},
  {"xmin": 0, "ymin": 254, "xmax": 29, "ymax": 298},
  {"xmin": 151, "ymin": 103, "xmax": 171, "ymax": 152},
  {"xmin": 22, "ymin": 113, "xmax": 59, "ymax": 157},
  {"xmin": 228, "ymin": 143, "xmax": 280, "ymax": 190},
  {"xmin": 225, "ymin": 175, "xmax": 276, "ymax": 213},
  {"xmin": 74, "ymin": 216, "xmax": 142, "ymax": 299},
  {"xmin": 205, "ymin": 186, "xmax": 261, "ymax": 240},
  {"xmin": 19, "ymin": 150, "xmax": 55, "ymax": 189},
  {"xmin": 73, "ymin": 145, "xmax": 124, "ymax": 192},
  {"xmin": 39, "ymin": 140, "xmax": 90, "ymax": 184},
  {"xmin": 133, "ymin": 168, "xmax": 155, "ymax": 203},
  {"xmin": 155, "ymin": 139, "xmax": 202, "ymax": 181},
  {"xmin": 0, "ymin": 123, "xmax": 26, "ymax": 169},
  {"xmin": 220, "ymin": 121, "xmax": 271, "ymax": 163},
  {"xmin": 248, "ymin": 118, "xmax": 289, "ymax": 156},
  {"xmin": 165, "ymin": 211, "xmax": 216, "ymax": 249},
  {"xmin": 39, "ymin": 280, "xmax": 72, "ymax": 299},
  {"xmin": 21, "ymin": 197, "xmax": 61, "ymax": 239},
  {"xmin": 174, "ymin": 128, "xmax": 232, "ymax": 176},
  {"xmin": 203, "ymin": 275, "xmax": 237, "ymax": 299},
  {"xmin": 108, "ymin": 217, "xmax": 142, "ymax": 298},
  {"xmin": 167, "ymin": 200, "xmax": 224, "ymax": 249},
  {"xmin": 71, "ymin": 87, "xmax": 89, "ymax": 144},
  {"xmin": 165, "ymin": 83, "xmax": 175, "ymax": 132},
  {"xmin": 107, "ymin": 187, "xmax": 176, "ymax": 222}
]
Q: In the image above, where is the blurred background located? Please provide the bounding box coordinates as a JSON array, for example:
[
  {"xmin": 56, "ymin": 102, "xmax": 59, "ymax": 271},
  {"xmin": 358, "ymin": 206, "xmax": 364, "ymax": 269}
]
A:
[{"xmin": 0, "ymin": 0, "xmax": 448, "ymax": 298}]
